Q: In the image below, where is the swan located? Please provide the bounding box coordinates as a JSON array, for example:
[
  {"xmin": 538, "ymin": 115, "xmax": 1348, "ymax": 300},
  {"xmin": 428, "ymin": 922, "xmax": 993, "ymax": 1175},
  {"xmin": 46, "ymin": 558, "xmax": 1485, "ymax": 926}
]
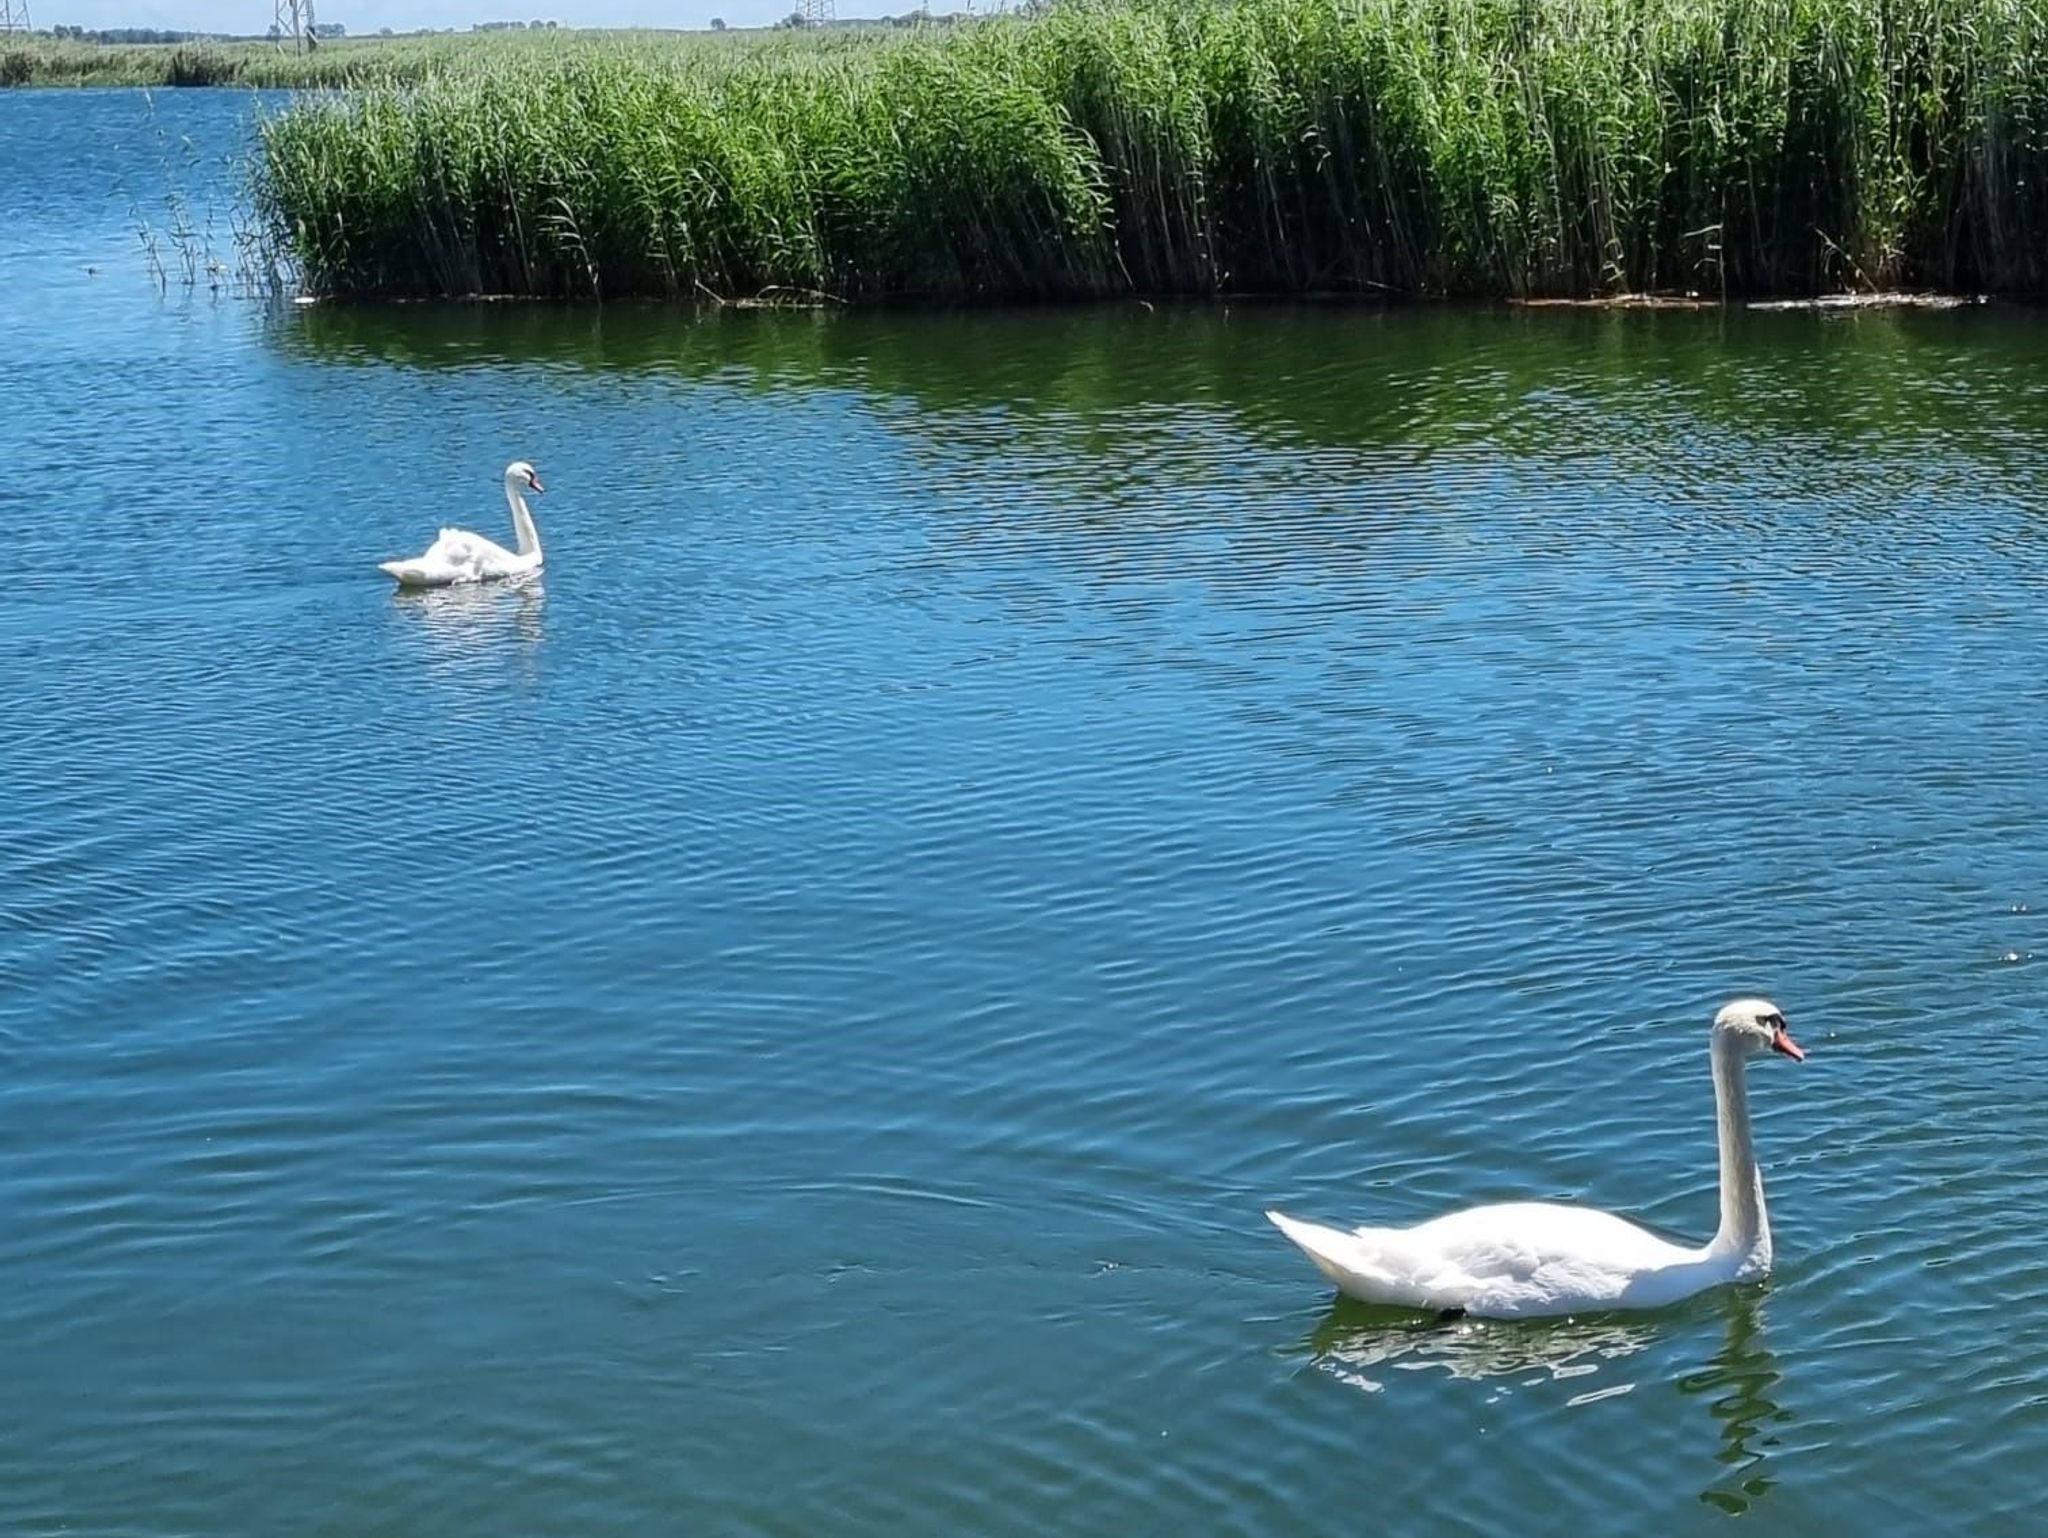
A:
[
  {"xmin": 379, "ymin": 461, "xmax": 544, "ymax": 587},
  {"xmin": 1266, "ymin": 998, "xmax": 1805, "ymax": 1319}
]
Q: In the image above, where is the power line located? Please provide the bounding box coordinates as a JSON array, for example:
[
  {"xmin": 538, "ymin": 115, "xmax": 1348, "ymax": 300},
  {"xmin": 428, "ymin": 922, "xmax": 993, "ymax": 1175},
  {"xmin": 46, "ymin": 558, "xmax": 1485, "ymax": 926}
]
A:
[{"xmin": 0, "ymin": 0, "xmax": 33, "ymax": 36}]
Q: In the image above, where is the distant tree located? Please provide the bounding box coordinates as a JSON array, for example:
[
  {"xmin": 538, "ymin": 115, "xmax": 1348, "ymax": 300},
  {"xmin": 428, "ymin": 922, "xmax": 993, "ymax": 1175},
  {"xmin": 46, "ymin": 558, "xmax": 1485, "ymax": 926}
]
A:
[
  {"xmin": 710, "ymin": 15, "xmax": 726, "ymax": 27},
  {"xmin": 90, "ymin": 26, "xmax": 209, "ymax": 40}
]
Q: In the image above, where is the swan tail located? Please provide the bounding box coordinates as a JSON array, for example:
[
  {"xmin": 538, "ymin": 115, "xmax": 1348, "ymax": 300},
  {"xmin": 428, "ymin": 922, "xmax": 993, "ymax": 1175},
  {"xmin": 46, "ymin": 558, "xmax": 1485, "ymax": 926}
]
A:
[
  {"xmin": 379, "ymin": 558, "xmax": 446, "ymax": 587},
  {"xmin": 1265, "ymin": 1210, "xmax": 1465, "ymax": 1312}
]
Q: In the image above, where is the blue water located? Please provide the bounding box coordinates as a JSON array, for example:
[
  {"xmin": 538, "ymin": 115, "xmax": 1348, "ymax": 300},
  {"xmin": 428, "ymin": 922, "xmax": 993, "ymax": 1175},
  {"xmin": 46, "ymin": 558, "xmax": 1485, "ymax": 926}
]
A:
[{"xmin": 6, "ymin": 87, "xmax": 2048, "ymax": 1536}]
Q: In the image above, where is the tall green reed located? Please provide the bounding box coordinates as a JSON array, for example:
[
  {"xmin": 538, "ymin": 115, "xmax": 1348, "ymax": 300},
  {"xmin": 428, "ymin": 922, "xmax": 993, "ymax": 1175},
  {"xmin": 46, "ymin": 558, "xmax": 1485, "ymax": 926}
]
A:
[{"xmin": 257, "ymin": 0, "xmax": 2048, "ymax": 301}]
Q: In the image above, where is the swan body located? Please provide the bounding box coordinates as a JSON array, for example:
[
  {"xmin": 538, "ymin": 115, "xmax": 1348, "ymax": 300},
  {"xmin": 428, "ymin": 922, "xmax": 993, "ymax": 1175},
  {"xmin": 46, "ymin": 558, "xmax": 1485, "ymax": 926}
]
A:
[
  {"xmin": 1267, "ymin": 999, "xmax": 1805, "ymax": 1319},
  {"xmin": 380, "ymin": 461, "xmax": 544, "ymax": 587}
]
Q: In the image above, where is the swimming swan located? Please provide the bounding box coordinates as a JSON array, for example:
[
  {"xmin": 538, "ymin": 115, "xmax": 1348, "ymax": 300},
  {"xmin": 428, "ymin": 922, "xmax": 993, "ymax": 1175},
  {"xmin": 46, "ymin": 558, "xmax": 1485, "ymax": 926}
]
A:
[
  {"xmin": 1266, "ymin": 998, "xmax": 1805, "ymax": 1319},
  {"xmin": 379, "ymin": 461, "xmax": 544, "ymax": 587}
]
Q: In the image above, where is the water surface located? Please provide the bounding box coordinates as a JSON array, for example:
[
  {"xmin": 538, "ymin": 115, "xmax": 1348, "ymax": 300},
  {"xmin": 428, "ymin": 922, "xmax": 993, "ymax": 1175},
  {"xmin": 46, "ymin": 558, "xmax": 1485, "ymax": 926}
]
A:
[{"xmin": 5, "ymin": 88, "xmax": 2048, "ymax": 1537}]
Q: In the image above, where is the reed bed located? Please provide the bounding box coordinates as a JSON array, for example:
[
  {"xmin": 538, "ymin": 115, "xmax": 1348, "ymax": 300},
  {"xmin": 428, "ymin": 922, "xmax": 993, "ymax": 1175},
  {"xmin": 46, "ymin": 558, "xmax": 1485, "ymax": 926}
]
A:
[
  {"xmin": 0, "ymin": 29, "xmax": 740, "ymax": 91},
  {"xmin": 256, "ymin": 0, "xmax": 2048, "ymax": 301},
  {"xmin": 2, "ymin": 36, "xmax": 391, "ymax": 88}
]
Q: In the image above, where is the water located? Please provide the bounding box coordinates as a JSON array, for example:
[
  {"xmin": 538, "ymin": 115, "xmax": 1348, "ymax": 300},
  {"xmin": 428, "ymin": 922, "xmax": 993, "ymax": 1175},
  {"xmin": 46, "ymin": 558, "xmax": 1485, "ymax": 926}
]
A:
[{"xmin": 5, "ymin": 88, "xmax": 2048, "ymax": 1537}]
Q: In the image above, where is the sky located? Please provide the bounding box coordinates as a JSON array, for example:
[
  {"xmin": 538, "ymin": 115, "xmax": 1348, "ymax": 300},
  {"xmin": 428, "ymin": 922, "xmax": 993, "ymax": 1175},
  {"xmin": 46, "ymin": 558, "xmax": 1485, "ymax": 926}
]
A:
[{"xmin": 47, "ymin": 0, "xmax": 890, "ymax": 33}]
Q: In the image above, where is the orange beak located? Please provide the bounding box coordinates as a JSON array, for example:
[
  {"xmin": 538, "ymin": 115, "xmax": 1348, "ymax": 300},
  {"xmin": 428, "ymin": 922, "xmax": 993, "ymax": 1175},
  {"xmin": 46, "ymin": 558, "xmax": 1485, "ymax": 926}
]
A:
[
  {"xmin": 527, "ymin": 474, "xmax": 545, "ymax": 494},
  {"xmin": 1770, "ymin": 1024, "xmax": 1805, "ymax": 1061}
]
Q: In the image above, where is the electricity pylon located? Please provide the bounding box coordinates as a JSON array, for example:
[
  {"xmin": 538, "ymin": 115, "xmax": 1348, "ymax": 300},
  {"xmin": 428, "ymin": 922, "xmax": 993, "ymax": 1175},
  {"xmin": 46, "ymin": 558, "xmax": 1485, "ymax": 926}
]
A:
[{"xmin": 272, "ymin": 0, "xmax": 316, "ymax": 50}]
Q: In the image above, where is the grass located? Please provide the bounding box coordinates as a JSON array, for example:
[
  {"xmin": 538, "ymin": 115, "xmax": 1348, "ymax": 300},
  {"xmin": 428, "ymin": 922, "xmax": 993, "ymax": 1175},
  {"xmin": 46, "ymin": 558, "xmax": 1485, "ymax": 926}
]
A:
[
  {"xmin": 0, "ymin": 29, "xmax": 753, "ymax": 91},
  {"xmin": 234, "ymin": 0, "xmax": 2048, "ymax": 301}
]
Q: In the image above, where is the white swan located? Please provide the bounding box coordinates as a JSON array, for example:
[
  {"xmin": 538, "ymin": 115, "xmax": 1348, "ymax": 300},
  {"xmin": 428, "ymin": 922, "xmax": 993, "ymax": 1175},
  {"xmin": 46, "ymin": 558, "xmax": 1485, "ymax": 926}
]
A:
[
  {"xmin": 379, "ymin": 461, "xmax": 544, "ymax": 587},
  {"xmin": 1266, "ymin": 998, "xmax": 1805, "ymax": 1319}
]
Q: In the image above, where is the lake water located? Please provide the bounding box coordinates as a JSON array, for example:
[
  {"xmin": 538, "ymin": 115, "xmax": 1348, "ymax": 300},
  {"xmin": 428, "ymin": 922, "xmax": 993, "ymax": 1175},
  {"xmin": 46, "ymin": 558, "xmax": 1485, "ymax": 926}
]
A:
[{"xmin": 5, "ymin": 87, "xmax": 2048, "ymax": 1537}]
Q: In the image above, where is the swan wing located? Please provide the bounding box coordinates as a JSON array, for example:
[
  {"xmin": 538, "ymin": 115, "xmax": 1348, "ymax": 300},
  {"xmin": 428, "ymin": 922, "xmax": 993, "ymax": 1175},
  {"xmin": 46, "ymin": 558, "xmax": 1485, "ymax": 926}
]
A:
[
  {"xmin": 423, "ymin": 528, "xmax": 505, "ymax": 572},
  {"xmin": 380, "ymin": 528, "xmax": 515, "ymax": 587},
  {"xmin": 1405, "ymin": 1202, "xmax": 1692, "ymax": 1269},
  {"xmin": 1269, "ymin": 1203, "xmax": 1702, "ymax": 1318}
]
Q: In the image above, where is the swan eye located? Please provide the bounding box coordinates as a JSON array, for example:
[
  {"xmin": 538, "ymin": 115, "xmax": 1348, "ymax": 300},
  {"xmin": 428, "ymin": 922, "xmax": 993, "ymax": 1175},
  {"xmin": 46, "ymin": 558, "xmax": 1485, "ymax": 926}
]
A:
[{"xmin": 1761, "ymin": 1011, "xmax": 1785, "ymax": 1030}]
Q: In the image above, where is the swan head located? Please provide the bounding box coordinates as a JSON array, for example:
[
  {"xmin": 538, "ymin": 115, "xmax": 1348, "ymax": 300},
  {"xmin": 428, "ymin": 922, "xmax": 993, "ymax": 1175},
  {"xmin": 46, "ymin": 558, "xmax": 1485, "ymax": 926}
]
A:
[
  {"xmin": 504, "ymin": 460, "xmax": 544, "ymax": 495},
  {"xmin": 1714, "ymin": 998, "xmax": 1804, "ymax": 1062}
]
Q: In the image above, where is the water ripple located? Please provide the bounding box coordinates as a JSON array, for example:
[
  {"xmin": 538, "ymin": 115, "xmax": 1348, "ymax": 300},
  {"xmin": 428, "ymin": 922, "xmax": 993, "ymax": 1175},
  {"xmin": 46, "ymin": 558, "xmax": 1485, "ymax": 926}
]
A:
[{"xmin": 8, "ymin": 89, "xmax": 2048, "ymax": 1538}]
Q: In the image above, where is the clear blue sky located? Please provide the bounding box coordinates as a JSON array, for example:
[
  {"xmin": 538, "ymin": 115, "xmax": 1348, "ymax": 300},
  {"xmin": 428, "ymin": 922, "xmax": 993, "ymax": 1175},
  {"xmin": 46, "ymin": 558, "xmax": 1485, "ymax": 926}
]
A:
[{"xmin": 50, "ymin": 0, "xmax": 887, "ymax": 33}]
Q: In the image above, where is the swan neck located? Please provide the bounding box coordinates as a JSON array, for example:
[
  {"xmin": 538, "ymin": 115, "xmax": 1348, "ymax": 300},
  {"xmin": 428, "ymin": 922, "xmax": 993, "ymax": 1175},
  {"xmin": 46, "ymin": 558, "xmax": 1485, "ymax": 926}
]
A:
[
  {"xmin": 1709, "ymin": 1032, "xmax": 1769, "ymax": 1266},
  {"xmin": 506, "ymin": 481, "xmax": 540, "ymax": 557}
]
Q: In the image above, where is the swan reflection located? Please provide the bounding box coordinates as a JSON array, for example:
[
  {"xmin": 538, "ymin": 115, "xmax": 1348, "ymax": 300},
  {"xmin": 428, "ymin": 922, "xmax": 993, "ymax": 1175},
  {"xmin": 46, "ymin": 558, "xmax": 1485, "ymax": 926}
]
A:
[
  {"xmin": 1302, "ymin": 1302, "xmax": 1657, "ymax": 1395},
  {"xmin": 1298, "ymin": 1289, "xmax": 1790, "ymax": 1514},
  {"xmin": 1682, "ymin": 1292, "xmax": 1789, "ymax": 1515},
  {"xmin": 392, "ymin": 572, "xmax": 547, "ymax": 661}
]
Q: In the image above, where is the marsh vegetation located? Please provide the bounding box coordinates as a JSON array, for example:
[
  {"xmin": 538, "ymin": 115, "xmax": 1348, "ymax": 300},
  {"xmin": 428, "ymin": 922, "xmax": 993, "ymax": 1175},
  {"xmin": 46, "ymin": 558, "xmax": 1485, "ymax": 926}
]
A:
[{"xmin": 28, "ymin": 0, "xmax": 2048, "ymax": 303}]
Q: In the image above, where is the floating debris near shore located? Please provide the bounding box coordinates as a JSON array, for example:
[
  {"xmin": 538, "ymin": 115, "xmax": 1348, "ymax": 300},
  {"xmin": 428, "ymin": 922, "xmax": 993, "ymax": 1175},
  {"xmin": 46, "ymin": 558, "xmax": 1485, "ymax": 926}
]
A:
[
  {"xmin": 1747, "ymin": 292, "xmax": 1990, "ymax": 311},
  {"xmin": 1512, "ymin": 291, "xmax": 1990, "ymax": 311}
]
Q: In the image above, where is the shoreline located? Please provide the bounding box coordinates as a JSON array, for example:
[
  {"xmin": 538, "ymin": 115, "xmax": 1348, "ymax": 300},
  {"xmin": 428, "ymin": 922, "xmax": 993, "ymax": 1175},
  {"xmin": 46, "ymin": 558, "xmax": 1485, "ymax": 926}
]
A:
[{"xmin": 279, "ymin": 288, "xmax": 2001, "ymax": 313}]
